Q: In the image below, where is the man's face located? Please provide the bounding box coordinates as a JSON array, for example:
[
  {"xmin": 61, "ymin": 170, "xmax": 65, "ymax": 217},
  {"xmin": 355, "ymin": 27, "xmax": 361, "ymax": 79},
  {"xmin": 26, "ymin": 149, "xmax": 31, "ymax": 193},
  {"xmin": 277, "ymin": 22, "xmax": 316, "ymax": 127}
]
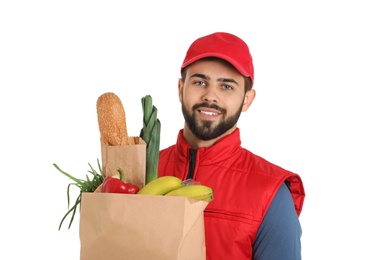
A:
[{"xmin": 179, "ymin": 59, "xmax": 250, "ymax": 141}]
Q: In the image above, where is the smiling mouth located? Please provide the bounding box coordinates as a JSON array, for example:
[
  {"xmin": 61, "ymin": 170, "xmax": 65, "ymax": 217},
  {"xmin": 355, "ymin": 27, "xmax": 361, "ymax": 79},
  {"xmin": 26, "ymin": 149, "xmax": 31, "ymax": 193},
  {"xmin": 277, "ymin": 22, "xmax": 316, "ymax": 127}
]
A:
[
  {"xmin": 199, "ymin": 110, "xmax": 220, "ymax": 116},
  {"xmin": 193, "ymin": 103, "xmax": 225, "ymax": 117}
]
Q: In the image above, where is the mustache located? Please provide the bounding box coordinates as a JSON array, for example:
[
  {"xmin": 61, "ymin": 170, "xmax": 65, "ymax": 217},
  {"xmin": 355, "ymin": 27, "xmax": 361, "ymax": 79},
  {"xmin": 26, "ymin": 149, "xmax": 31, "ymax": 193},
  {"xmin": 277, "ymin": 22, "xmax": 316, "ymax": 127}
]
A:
[{"xmin": 192, "ymin": 103, "xmax": 226, "ymax": 114}]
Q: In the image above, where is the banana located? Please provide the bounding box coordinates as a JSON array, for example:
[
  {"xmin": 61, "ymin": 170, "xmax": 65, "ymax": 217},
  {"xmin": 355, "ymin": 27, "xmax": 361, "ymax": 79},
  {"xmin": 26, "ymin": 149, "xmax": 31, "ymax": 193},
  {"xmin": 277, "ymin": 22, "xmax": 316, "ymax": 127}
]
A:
[
  {"xmin": 138, "ymin": 176, "xmax": 183, "ymax": 195},
  {"xmin": 164, "ymin": 184, "xmax": 214, "ymax": 202}
]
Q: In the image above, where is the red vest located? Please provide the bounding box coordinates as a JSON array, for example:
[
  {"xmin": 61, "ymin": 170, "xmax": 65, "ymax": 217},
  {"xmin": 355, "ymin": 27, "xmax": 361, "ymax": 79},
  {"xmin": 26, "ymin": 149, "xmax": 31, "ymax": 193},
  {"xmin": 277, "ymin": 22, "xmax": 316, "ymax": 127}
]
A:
[{"xmin": 158, "ymin": 128, "xmax": 305, "ymax": 260}]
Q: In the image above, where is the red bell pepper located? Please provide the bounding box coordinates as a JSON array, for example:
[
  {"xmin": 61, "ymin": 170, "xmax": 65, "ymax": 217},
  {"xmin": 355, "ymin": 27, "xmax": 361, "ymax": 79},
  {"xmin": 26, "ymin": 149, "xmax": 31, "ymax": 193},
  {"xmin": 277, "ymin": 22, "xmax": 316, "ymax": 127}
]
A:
[{"xmin": 101, "ymin": 168, "xmax": 140, "ymax": 194}]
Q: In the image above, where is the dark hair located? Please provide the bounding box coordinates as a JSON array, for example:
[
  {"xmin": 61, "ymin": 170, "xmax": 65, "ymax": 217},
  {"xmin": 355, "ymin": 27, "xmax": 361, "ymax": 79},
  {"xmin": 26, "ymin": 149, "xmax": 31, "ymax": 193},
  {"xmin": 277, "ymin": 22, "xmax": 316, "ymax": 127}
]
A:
[{"xmin": 180, "ymin": 57, "xmax": 252, "ymax": 93}]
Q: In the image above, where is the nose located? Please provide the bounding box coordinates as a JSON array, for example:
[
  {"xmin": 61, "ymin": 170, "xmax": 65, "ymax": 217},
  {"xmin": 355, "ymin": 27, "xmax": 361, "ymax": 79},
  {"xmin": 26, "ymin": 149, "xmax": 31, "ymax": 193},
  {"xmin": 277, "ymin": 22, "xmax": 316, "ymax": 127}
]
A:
[{"xmin": 202, "ymin": 85, "xmax": 219, "ymax": 103}]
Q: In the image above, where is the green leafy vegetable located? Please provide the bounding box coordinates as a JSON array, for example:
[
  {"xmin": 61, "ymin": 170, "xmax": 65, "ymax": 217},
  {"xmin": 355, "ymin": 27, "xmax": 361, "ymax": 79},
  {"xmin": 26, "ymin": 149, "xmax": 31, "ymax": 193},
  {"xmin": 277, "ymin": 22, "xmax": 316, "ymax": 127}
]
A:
[{"xmin": 54, "ymin": 158, "xmax": 104, "ymax": 230}]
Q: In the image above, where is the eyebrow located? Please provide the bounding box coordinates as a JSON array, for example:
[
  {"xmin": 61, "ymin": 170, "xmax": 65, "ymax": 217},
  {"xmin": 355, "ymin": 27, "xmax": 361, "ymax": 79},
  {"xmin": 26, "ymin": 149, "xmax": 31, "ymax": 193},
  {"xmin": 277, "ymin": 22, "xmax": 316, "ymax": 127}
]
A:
[{"xmin": 189, "ymin": 73, "xmax": 239, "ymax": 86}]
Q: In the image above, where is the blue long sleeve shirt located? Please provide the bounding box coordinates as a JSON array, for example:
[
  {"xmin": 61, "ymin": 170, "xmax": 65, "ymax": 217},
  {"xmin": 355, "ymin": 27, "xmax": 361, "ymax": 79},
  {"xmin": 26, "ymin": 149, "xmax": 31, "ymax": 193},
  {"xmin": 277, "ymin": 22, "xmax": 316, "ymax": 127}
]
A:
[{"xmin": 253, "ymin": 182, "xmax": 302, "ymax": 260}]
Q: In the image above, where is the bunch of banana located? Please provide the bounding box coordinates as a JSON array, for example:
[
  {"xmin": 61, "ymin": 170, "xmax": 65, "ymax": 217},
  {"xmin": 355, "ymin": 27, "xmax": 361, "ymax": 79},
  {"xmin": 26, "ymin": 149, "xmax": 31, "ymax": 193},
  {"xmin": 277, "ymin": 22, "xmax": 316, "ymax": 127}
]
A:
[
  {"xmin": 138, "ymin": 176, "xmax": 214, "ymax": 202},
  {"xmin": 165, "ymin": 184, "xmax": 214, "ymax": 202},
  {"xmin": 138, "ymin": 176, "xmax": 183, "ymax": 195}
]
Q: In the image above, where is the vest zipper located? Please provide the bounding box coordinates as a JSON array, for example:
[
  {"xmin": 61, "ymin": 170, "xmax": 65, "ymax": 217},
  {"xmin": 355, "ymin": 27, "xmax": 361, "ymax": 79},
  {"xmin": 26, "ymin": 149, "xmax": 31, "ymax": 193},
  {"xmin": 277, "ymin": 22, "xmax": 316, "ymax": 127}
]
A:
[{"xmin": 186, "ymin": 149, "xmax": 197, "ymax": 180}]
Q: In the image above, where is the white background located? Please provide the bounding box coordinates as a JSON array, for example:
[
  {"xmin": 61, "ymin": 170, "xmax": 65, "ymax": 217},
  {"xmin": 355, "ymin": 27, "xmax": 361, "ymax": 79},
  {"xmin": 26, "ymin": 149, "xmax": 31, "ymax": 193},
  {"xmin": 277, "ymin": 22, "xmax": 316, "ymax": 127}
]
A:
[{"xmin": 1, "ymin": 1, "xmax": 369, "ymax": 259}]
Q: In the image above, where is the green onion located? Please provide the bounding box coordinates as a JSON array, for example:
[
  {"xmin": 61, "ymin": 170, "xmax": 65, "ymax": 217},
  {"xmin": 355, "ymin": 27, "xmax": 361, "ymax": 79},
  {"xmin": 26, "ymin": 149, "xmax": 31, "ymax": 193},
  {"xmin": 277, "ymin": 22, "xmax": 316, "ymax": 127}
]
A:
[{"xmin": 54, "ymin": 158, "xmax": 104, "ymax": 230}]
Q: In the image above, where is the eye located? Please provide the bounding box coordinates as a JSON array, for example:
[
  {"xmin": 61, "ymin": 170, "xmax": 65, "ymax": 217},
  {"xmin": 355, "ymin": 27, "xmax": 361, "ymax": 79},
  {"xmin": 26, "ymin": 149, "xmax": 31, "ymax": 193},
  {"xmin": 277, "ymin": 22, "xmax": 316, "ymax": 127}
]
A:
[
  {"xmin": 195, "ymin": 80, "xmax": 206, "ymax": 87},
  {"xmin": 221, "ymin": 84, "xmax": 233, "ymax": 91}
]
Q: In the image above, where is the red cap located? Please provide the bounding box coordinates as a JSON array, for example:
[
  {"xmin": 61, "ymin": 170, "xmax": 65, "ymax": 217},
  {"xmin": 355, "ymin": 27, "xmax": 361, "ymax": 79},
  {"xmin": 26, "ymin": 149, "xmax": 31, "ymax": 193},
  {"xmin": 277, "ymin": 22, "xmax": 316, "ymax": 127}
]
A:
[{"xmin": 181, "ymin": 32, "xmax": 254, "ymax": 83}]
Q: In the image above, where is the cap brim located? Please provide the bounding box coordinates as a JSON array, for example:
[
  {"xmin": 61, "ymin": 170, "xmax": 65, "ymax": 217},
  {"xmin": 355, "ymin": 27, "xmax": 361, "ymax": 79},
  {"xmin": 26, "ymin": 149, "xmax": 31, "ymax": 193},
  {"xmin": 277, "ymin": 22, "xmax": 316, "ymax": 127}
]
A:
[{"xmin": 181, "ymin": 52, "xmax": 250, "ymax": 78}]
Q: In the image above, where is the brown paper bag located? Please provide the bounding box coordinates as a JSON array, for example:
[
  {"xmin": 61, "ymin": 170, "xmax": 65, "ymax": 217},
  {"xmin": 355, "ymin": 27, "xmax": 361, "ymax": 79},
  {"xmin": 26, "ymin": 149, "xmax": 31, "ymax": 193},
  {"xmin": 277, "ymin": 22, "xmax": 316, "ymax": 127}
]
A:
[
  {"xmin": 101, "ymin": 137, "xmax": 146, "ymax": 188},
  {"xmin": 80, "ymin": 192, "xmax": 208, "ymax": 260}
]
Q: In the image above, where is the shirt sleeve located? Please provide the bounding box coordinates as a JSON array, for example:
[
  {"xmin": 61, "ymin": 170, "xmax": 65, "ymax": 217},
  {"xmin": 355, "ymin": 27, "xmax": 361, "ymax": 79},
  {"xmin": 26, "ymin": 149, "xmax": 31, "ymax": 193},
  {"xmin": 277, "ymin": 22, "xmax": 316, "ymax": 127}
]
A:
[{"xmin": 252, "ymin": 182, "xmax": 302, "ymax": 260}]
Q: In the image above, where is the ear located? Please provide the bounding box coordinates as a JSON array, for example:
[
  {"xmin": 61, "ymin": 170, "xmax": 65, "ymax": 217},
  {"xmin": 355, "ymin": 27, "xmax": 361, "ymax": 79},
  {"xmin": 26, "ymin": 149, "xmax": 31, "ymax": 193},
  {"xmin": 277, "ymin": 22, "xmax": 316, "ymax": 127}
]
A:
[
  {"xmin": 242, "ymin": 89, "xmax": 256, "ymax": 112},
  {"xmin": 178, "ymin": 78, "xmax": 184, "ymax": 102}
]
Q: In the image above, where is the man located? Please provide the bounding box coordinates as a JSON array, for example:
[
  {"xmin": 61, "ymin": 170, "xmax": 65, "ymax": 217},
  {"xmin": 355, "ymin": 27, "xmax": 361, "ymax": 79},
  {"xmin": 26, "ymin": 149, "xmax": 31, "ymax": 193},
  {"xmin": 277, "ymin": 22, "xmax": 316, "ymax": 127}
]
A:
[{"xmin": 158, "ymin": 32, "xmax": 305, "ymax": 260}]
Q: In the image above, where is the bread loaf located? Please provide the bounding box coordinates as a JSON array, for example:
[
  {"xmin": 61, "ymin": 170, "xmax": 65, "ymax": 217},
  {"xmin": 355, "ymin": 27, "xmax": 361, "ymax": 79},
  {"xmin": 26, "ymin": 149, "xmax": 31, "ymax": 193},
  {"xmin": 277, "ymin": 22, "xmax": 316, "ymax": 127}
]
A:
[{"xmin": 96, "ymin": 92, "xmax": 129, "ymax": 146}]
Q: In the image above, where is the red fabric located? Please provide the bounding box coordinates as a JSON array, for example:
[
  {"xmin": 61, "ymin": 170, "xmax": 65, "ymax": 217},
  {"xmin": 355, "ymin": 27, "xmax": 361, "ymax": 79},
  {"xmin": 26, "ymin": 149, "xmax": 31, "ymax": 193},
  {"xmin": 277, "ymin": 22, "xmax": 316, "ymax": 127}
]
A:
[
  {"xmin": 181, "ymin": 32, "xmax": 254, "ymax": 83},
  {"xmin": 158, "ymin": 128, "xmax": 305, "ymax": 260}
]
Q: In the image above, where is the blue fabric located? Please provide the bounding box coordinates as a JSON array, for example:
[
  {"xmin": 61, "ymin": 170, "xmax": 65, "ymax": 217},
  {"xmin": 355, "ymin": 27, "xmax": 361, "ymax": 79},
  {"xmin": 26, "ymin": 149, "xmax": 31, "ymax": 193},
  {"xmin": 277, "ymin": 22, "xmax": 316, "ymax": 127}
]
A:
[{"xmin": 252, "ymin": 183, "xmax": 302, "ymax": 260}]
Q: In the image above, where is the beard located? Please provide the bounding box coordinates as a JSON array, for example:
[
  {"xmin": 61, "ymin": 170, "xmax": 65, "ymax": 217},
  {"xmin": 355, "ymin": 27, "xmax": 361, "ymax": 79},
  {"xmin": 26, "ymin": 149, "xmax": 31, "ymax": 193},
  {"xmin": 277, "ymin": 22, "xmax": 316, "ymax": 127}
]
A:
[{"xmin": 181, "ymin": 101, "xmax": 243, "ymax": 141}]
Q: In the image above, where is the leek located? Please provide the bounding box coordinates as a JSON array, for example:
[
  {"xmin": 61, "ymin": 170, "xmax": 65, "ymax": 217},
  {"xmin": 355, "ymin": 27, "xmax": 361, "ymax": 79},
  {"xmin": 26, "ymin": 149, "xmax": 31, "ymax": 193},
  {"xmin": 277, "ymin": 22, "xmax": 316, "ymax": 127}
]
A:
[{"xmin": 140, "ymin": 95, "xmax": 161, "ymax": 184}]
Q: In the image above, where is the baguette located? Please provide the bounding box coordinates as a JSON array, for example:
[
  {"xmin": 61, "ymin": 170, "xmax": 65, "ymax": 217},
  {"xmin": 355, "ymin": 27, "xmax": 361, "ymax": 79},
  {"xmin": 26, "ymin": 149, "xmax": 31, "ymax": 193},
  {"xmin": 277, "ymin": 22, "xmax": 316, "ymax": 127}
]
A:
[{"xmin": 96, "ymin": 92, "xmax": 129, "ymax": 146}]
